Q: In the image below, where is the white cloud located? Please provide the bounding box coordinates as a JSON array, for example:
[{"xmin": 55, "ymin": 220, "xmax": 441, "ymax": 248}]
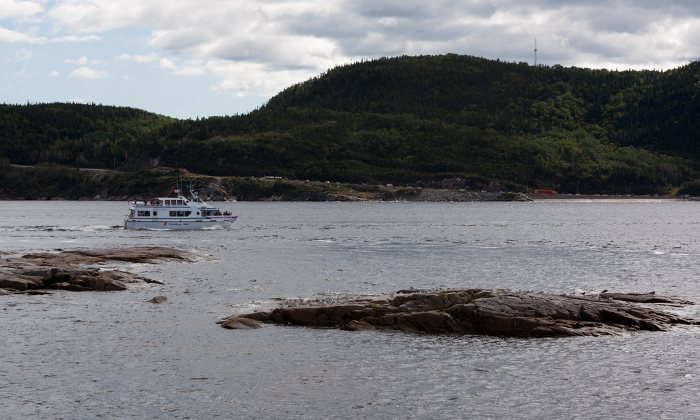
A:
[
  {"xmin": 0, "ymin": 25, "xmax": 46, "ymax": 43},
  {"xmin": 0, "ymin": 0, "xmax": 43, "ymax": 20},
  {"xmin": 48, "ymin": 70, "xmax": 59, "ymax": 76},
  {"xmin": 115, "ymin": 52, "xmax": 158, "ymax": 63},
  {"xmin": 52, "ymin": 35, "xmax": 101, "ymax": 42},
  {"xmin": 69, "ymin": 67, "xmax": 108, "ymax": 79},
  {"xmin": 175, "ymin": 59, "xmax": 314, "ymax": 96},
  {"xmin": 0, "ymin": 26, "xmax": 99, "ymax": 44},
  {"xmin": 115, "ymin": 52, "xmax": 177, "ymax": 69},
  {"xmin": 64, "ymin": 56, "xmax": 88, "ymax": 65},
  {"xmin": 157, "ymin": 58, "xmax": 175, "ymax": 69}
]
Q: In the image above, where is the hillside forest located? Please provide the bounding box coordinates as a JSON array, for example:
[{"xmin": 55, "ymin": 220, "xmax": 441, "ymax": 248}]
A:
[{"xmin": 2, "ymin": 54, "xmax": 700, "ymax": 195}]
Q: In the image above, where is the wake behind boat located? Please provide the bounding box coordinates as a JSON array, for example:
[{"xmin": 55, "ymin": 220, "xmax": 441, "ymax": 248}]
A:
[{"xmin": 124, "ymin": 191, "xmax": 237, "ymax": 230}]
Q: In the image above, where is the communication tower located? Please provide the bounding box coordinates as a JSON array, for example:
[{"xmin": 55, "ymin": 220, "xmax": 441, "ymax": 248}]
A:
[{"xmin": 534, "ymin": 38, "xmax": 537, "ymax": 66}]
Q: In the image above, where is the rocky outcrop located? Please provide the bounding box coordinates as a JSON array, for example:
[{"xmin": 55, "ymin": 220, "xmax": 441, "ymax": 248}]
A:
[
  {"xmin": 225, "ymin": 288, "xmax": 699, "ymax": 337},
  {"xmin": 19, "ymin": 246, "xmax": 207, "ymax": 266},
  {"xmin": 0, "ymin": 247, "xmax": 203, "ymax": 293},
  {"xmin": 0, "ymin": 263, "xmax": 160, "ymax": 292}
]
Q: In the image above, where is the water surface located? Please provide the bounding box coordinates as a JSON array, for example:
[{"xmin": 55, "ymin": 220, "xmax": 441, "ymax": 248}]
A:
[{"xmin": 1, "ymin": 201, "xmax": 699, "ymax": 419}]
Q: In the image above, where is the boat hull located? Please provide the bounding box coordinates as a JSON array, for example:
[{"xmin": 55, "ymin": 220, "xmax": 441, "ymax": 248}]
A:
[{"xmin": 124, "ymin": 216, "xmax": 237, "ymax": 230}]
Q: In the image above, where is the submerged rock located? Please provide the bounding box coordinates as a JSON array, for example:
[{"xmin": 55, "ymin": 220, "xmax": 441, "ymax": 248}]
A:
[
  {"xmin": 146, "ymin": 296, "xmax": 169, "ymax": 304},
  {"xmin": 0, "ymin": 247, "xmax": 202, "ymax": 293},
  {"xmin": 219, "ymin": 317, "xmax": 265, "ymax": 329},
  {"xmin": 226, "ymin": 288, "xmax": 699, "ymax": 337}
]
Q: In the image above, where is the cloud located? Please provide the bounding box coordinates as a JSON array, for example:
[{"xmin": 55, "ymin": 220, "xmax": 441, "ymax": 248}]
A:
[
  {"xmin": 48, "ymin": 70, "xmax": 60, "ymax": 76},
  {"xmin": 0, "ymin": 25, "xmax": 46, "ymax": 43},
  {"xmin": 31, "ymin": 0, "xmax": 700, "ymax": 96},
  {"xmin": 14, "ymin": 68, "xmax": 35, "ymax": 80},
  {"xmin": 9, "ymin": 47, "xmax": 33, "ymax": 62},
  {"xmin": 52, "ymin": 35, "xmax": 101, "ymax": 43},
  {"xmin": 0, "ymin": 26, "xmax": 99, "ymax": 44},
  {"xmin": 115, "ymin": 52, "xmax": 176, "ymax": 69},
  {"xmin": 0, "ymin": 0, "xmax": 43, "ymax": 20},
  {"xmin": 115, "ymin": 52, "xmax": 158, "ymax": 63},
  {"xmin": 157, "ymin": 58, "xmax": 175, "ymax": 69},
  {"xmin": 64, "ymin": 56, "xmax": 88, "ymax": 65},
  {"xmin": 69, "ymin": 67, "xmax": 108, "ymax": 79},
  {"xmin": 175, "ymin": 59, "xmax": 312, "ymax": 96}
]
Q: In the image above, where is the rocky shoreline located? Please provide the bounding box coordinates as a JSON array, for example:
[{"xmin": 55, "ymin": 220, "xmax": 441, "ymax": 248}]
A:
[
  {"xmin": 223, "ymin": 288, "xmax": 699, "ymax": 337},
  {"xmin": 2, "ymin": 165, "xmax": 533, "ymax": 202},
  {"xmin": 0, "ymin": 247, "xmax": 204, "ymax": 293}
]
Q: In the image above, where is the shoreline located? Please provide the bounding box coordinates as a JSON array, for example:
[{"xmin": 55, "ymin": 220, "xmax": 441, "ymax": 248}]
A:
[
  {"xmin": 529, "ymin": 194, "xmax": 691, "ymax": 202},
  {"xmin": 0, "ymin": 194, "xmax": 694, "ymax": 202}
]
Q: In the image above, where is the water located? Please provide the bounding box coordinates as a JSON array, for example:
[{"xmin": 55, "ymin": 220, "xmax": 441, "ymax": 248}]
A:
[{"xmin": 1, "ymin": 201, "xmax": 700, "ymax": 419}]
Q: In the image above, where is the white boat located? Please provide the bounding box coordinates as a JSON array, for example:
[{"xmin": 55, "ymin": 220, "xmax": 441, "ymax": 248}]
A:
[{"xmin": 124, "ymin": 192, "xmax": 237, "ymax": 229}]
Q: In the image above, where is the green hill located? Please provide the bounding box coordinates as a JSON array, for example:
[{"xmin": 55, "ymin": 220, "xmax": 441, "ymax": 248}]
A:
[
  {"xmin": 0, "ymin": 102, "xmax": 173, "ymax": 168},
  {"xmin": 3, "ymin": 55, "xmax": 700, "ymax": 195}
]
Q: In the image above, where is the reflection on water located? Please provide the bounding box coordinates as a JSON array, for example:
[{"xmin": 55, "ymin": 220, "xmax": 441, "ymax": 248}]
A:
[{"xmin": 1, "ymin": 201, "xmax": 700, "ymax": 418}]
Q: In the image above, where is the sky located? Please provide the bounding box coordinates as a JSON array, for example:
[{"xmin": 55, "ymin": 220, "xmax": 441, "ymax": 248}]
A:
[{"xmin": 2, "ymin": 0, "xmax": 700, "ymax": 120}]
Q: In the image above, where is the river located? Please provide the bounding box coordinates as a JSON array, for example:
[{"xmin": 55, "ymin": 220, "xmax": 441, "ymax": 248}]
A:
[{"xmin": 1, "ymin": 201, "xmax": 699, "ymax": 419}]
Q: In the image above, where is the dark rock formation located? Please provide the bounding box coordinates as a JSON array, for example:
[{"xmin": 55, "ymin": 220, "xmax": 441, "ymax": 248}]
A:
[
  {"xmin": 0, "ymin": 263, "xmax": 158, "ymax": 292},
  {"xmin": 226, "ymin": 288, "xmax": 699, "ymax": 337},
  {"xmin": 0, "ymin": 247, "xmax": 203, "ymax": 293}
]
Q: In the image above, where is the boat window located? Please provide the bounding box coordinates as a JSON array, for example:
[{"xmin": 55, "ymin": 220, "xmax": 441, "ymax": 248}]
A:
[
  {"xmin": 153, "ymin": 211, "xmax": 157, "ymax": 216},
  {"xmin": 130, "ymin": 210, "xmax": 135, "ymax": 217},
  {"xmin": 176, "ymin": 211, "xmax": 185, "ymax": 217},
  {"xmin": 177, "ymin": 200, "xmax": 183, "ymax": 205},
  {"xmin": 214, "ymin": 211, "xmax": 222, "ymax": 216},
  {"xmin": 137, "ymin": 211, "xmax": 150, "ymax": 217},
  {"xmin": 185, "ymin": 211, "xmax": 191, "ymax": 217},
  {"xmin": 169, "ymin": 211, "xmax": 176, "ymax": 217},
  {"xmin": 165, "ymin": 200, "xmax": 171, "ymax": 205}
]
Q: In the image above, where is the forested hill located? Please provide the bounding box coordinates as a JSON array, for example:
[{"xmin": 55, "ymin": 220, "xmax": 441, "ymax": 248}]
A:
[
  {"xmin": 0, "ymin": 103, "xmax": 173, "ymax": 168},
  {"xmin": 3, "ymin": 55, "xmax": 700, "ymax": 195},
  {"xmin": 267, "ymin": 55, "xmax": 700, "ymax": 153}
]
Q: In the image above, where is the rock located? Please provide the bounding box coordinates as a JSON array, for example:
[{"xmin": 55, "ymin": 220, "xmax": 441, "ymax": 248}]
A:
[
  {"xmin": 599, "ymin": 292, "xmax": 693, "ymax": 305},
  {"xmin": 227, "ymin": 288, "xmax": 700, "ymax": 337},
  {"xmin": 220, "ymin": 317, "xmax": 265, "ymax": 329},
  {"xmin": 20, "ymin": 246, "xmax": 208, "ymax": 266},
  {"xmin": 0, "ymin": 247, "xmax": 195, "ymax": 293},
  {"xmin": 146, "ymin": 296, "xmax": 168, "ymax": 304}
]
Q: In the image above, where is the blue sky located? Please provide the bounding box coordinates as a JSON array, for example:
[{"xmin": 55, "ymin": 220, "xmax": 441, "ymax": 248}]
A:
[{"xmin": 2, "ymin": 0, "xmax": 700, "ymax": 119}]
